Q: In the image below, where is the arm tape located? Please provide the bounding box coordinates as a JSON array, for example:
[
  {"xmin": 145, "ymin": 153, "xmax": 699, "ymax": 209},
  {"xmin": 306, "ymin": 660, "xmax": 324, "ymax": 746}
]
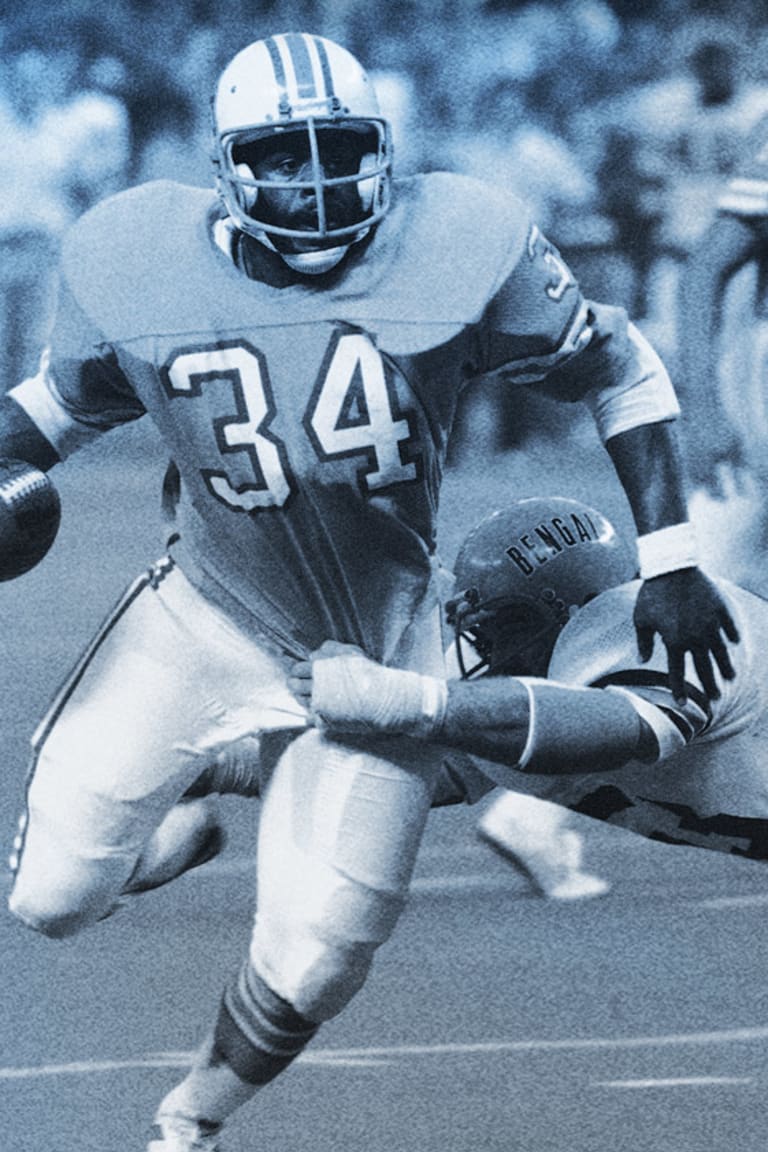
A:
[
  {"xmin": 9, "ymin": 363, "xmax": 105, "ymax": 459},
  {"xmin": 0, "ymin": 393, "xmax": 60, "ymax": 471},
  {"xmin": 584, "ymin": 322, "xmax": 680, "ymax": 442},
  {"xmin": 311, "ymin": 655, "xmax": 449, "ymax": 738}
]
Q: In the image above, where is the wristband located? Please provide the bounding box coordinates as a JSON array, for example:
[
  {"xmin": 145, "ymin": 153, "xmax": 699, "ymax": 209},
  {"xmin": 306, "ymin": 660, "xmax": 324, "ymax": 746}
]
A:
[{"xmin": 636, "ymin": 522, "xmax": 698, "ymax": 580}]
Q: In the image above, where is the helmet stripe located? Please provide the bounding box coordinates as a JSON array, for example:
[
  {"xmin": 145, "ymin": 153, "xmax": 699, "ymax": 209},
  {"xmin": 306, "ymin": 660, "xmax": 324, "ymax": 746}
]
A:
[
  {"xmin": 311, "ymin": 35, "xmax": 336, "ymax": 101},
  {"xmin": 280, "ymin": 32, "xmax": 319, "ymax": 102},
  {"xmin": 264, "ymin": 36, "xmax": 288, "ymax": 94}
]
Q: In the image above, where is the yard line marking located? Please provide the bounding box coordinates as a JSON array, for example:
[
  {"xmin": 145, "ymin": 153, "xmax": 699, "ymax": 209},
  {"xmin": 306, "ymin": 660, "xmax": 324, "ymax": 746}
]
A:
[
  {"xmin": 410, "ymin": 874, "xmax": 516, "ymax": 894},
  {"xmin": 156, "ymin": 860, "xmax": 518, "ymax": 896},
  {"xmin": 696, "ymin": 893, "xmax": 768, "ymax": 909},
  {"xmin": 4, "ymin": 1026, "xmax": 768, "ymax": 1080},
  {"xmin": 593, "ymin": 1076, "xmax": 753, "ymax": 1089},
  {"xmin": 195, "ymin": 862, "xmax": 768, "ymax": 906},
  {"xmin": 296, "ymin": 1026, "xmax": 768, "ymax": 1061},
  {"xmin": 0, "ymin": 1054, "xmax": 190, "ymax": 1079}
]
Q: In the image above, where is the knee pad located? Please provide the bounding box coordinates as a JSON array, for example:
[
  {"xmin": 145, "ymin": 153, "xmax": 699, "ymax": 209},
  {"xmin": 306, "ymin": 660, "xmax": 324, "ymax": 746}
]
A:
[
  {"xmin": 9, "ymin": 868, "xmax": 124, "ymax": 938},
  {"xmin": 251, "ymin": 872, "xmax": 406, "ymax": 1021},
  {"xmin": 9, "ymin": 813, "xmax": 135, "ymax": 938}
]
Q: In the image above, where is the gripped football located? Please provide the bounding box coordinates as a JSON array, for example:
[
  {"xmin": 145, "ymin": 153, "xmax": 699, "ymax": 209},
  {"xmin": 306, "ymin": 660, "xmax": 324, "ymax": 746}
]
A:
[{"xmin": 0, "ymin": 459, "xmax": 61, "ymax": 581}]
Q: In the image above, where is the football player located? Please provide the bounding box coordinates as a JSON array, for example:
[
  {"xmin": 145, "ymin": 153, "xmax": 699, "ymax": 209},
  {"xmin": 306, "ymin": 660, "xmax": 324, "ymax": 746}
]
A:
[
  {"xmin": 294, "ymin": 496, "xmax": 768, "ymax": 866},
  {"xmin": 678, "ymin": 113, "xmax": 768, "ymax": 592},
  {"xmin": 0, "ymin": 32, "xmax": 738, "ymax": 1152}
]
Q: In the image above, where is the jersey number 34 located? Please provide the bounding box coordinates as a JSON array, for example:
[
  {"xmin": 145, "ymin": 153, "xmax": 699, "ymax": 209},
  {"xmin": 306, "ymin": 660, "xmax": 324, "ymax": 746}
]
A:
[{"xmin": 163, "ymin": 331, "xmax": 420, "ymax": 511}]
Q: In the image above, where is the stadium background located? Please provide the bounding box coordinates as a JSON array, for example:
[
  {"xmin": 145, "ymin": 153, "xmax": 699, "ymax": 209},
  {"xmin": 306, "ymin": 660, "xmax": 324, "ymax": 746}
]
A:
[{"xmin": 3, "ymin": 3, "xmax": 768, "ymax": 1151}]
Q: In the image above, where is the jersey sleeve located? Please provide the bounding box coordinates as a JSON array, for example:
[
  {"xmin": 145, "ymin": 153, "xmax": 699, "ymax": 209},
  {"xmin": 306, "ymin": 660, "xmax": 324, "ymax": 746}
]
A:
[
  {"xmin": 9, "ymin": 265, "xmax": 145, "ymax": 459},
  {"xmin": 477, "ymin": 223, "xmax": 593, "ymax": 393},
  {"xmin": 46, "ymin": 271, "xmax": 145, "ymax": 425},
  {"xmin": 477, "ymin": 223, "xmax": 680, "ymax": 435}
]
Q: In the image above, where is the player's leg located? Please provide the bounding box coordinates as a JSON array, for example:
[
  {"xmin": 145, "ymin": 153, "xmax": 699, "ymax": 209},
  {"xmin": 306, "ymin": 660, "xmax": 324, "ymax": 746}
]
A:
[
  {"xmin": 477, "ymin": 790, "xmax": 610, "ymax": 900},
  {"xmin": 148, "ymin": 727, "xmax": 444, "ymax": 1149},
  {"xmin": 9, "ymin": 562, "xmax": 305, "ymax": 936},
  {"xmin": 428, "ymin": 752, "xmax": 609, "ymax": 900},
  {"xmin": 124, "ymin": 731, "xmax": 286, "ymax": 892},
  {"xmin": 121, "ymin": 796, "xmax": 226, "ymax": 894}
]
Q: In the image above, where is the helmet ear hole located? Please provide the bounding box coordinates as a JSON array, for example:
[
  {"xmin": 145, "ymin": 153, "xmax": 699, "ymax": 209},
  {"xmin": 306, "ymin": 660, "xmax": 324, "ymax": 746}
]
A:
[{"xmin": 235, "ymin": 162, "xmax": 258, "ymax": 211}]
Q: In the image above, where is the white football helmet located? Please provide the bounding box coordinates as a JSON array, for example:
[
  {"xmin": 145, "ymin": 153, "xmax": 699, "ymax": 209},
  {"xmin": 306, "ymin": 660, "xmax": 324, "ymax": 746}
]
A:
[{"xmin": 212, "ymin": 32, "xmax": 392, "ymax": 273}]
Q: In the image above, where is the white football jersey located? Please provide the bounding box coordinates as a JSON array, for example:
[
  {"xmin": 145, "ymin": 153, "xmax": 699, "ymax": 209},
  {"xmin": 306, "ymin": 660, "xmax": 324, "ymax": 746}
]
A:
[{"xmin": 518, "ymin": 579, "xmax": 768, "ymax": 858}]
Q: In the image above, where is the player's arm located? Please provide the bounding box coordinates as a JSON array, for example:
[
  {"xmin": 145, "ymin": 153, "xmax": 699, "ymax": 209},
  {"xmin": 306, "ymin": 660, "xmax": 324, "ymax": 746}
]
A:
[
  {"xmin": 0, "ymin": 272, "xmax": 145, "ymax": 472},
  {"xmin": 289, "ymin": 642, "xmax": 661, "ymax": 786},
  {"xmin": 481, "ymin": 225, "xmax": 739, "ymax": 704},
  {"xmin": 434, "ymin": 677, "xmax": 660, "ymax": 778},
  {"xmin": 0, "ymin": 384, "xmax": 60, "ymax": 471}
]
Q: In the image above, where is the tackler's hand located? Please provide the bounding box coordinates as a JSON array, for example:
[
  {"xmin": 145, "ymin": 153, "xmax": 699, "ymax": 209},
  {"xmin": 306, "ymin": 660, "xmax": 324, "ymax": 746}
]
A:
[
  {"xmin": 290, "ymin": 641, "xmax": 446, "ymax": 737},
  {"xmin": 634, "ymin": 568, "xmax": 740, "ymax": 705},
  {"xmin": 288, "ymin": 641, "xmax": 368, "ymax": 717}
]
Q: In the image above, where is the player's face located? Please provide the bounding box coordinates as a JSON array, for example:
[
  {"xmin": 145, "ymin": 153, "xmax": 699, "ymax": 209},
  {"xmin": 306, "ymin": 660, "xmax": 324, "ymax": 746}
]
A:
[
  {"xmin": 454, "ymin": 600, "xmax": 559, "ymax": 679},
  {"xmin": 245, "ymin": 129, "xmax": 368, "ymax": 252},
  {"xmin": 476, "ymin": 606, "xmax": 559, "ymax": 678}
]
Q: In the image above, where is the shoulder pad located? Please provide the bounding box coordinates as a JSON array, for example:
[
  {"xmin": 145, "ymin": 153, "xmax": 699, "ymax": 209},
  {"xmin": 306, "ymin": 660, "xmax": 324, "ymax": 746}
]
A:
[
  {"xmin": 551, "ymin": 578, "xmax": 767, "ymax": 746},
  {"xmin": 60, "ymin": 182, "xmax": 217, "ymax": 329},
  {"xmin": 360, "ymin": 173, "xmax": 531, "ymax": 349},
  {"xmin": 549, "ymin": 582, "xmax": 643, "ymax": 686}
]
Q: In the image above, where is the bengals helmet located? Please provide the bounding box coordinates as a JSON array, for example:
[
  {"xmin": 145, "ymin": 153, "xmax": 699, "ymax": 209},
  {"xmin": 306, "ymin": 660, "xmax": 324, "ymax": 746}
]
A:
[
  {"xmin": 448, "ymin": 498, "xmax": 636, "ymax": 678},
  {"xmin": 212, "ymin": 32, "xmax": 392, "ymax": 272}
]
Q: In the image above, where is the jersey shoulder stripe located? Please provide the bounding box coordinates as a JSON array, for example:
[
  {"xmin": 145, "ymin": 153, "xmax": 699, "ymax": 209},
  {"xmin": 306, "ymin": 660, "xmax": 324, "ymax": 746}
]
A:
[{"xmin": 591, "ymin": 668, "xmax": 712, "ymax": 744}]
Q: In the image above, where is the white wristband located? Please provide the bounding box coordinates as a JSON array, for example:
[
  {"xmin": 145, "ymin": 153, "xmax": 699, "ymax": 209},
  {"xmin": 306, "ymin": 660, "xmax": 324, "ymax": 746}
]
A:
[{"xmin": 636, "ymin": 522, "xmax": 698, "ymax": 580}]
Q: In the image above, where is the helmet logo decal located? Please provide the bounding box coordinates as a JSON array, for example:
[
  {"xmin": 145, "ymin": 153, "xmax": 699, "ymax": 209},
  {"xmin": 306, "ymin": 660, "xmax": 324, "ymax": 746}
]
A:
[{"xmin": 505, "ymin": 511, "xmax": 601, "ymax": 577}]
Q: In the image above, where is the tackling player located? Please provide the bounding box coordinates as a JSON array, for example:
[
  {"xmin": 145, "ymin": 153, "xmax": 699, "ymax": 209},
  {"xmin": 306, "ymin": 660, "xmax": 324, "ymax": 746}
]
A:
[
  {"xmin": 0, "ymin": 32, "xmax": 738, "ymax": 1152},
  {"xmin": 294, "ymin": 496, "xmax": 768, "ymax": 864}
]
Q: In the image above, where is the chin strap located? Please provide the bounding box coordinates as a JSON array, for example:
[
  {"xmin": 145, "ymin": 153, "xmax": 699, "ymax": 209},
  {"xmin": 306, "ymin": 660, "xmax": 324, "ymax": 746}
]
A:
[
  {"xmin": 214, "ymin": 211, "xmax": 369, "ymax": 276},
  {"xmin": 253, "ymin": 228, "xmax": 372, "ymax": 274},
  {"xmin": 278, "ymin": 242, "xmax": 351, "ymax": 274}
]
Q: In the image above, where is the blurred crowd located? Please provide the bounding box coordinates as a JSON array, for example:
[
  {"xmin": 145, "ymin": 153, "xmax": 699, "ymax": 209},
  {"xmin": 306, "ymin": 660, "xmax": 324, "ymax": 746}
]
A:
[{"xmin": 1, "ymin": 0, "xmax": 768, "ymax": 413}]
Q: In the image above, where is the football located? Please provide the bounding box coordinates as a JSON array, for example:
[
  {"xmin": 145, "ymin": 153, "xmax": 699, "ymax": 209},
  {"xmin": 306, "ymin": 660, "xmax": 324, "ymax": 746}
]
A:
[{"xmin": 0, "ymin": 459, "xmax": 61, "ymax": 581}]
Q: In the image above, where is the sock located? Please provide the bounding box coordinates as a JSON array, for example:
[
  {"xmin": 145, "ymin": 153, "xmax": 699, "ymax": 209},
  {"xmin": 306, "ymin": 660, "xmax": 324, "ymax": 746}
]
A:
[{"xmin": 155, "ymin": 960, "xmax": 319, "ymax": 1128}]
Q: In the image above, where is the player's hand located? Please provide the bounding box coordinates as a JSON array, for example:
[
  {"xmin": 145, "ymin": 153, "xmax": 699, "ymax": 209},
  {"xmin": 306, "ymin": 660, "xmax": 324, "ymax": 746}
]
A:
[
  {"xmin": 634, "ymin": 567, "xmax": 740, "ymax": 704},
  {"xmin": 288, "ymin": 641, "xmax": 438, "ymax": 736},
  {"xmin": 288, "ymin": 641, "xmax": 368, "ymax": 716}
]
